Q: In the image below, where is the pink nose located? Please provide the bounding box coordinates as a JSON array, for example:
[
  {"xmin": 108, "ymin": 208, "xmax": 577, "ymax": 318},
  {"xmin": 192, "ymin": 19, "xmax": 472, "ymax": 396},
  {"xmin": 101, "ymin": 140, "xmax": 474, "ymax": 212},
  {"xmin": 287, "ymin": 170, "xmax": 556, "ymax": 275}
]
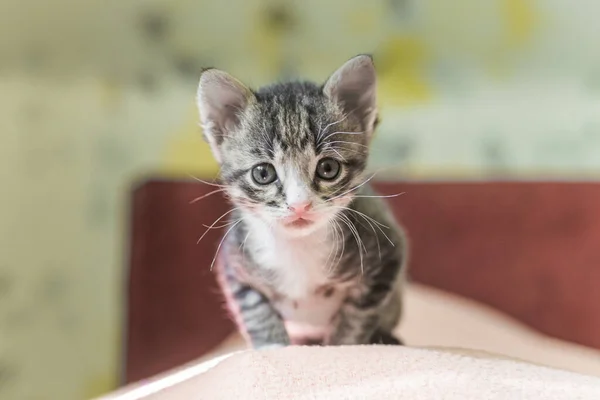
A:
[{"xmin": 288, "ymin": 201, "xmax": 312, "ymax": 214}]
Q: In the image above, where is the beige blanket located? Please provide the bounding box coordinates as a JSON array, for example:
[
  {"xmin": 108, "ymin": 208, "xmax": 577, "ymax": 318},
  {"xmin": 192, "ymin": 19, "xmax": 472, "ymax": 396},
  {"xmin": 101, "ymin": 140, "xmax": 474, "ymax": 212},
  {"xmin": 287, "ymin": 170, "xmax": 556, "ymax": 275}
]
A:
[
  {"xmin": 102, "ymin": 285, "xmax": 600, "ymax": 399},
  {"xmin": 124, "ymin": 346, "xmax": 600, "ymax": 400}
]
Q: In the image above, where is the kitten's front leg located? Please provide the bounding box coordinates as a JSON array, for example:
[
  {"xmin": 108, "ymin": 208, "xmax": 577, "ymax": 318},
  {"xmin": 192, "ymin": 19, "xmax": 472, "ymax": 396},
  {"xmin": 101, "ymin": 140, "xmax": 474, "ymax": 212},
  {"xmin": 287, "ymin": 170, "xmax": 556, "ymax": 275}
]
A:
[
  {"xmin": 326, "ymin": 296, "xmax": 385, "ymax": 345},
  {"xmin": 228, "ymin": 281, "xmax": 290, "ymax": 349},
  {"xmin": 327, "ymin": 258, "xmax": 402, "ymax": 345}
]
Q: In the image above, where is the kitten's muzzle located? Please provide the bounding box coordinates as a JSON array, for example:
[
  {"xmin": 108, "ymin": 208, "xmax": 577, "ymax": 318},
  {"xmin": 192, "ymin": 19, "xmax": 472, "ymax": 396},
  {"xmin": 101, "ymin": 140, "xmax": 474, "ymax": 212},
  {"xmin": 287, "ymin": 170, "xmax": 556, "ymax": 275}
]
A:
[{"xmin": 283, "ymin": 201, "xmax": 316, "ymax": 229}]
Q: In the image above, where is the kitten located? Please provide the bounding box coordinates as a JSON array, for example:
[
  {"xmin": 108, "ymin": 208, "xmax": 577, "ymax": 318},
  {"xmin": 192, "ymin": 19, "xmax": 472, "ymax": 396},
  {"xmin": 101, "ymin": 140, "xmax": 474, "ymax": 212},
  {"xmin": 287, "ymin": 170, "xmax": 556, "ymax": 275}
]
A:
[{"xmin": 196, "ymin": 55, "xmax": 407, "ymax": 348}]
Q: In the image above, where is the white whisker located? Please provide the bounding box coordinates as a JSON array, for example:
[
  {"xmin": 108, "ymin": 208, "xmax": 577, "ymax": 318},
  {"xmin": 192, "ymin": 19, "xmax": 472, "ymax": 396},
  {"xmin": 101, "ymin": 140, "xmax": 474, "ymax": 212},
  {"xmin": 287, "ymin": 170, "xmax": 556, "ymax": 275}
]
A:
[
  {"xmin": 189, "ymin": 188, "xmax": 227, "ymax": 204},
  {"xmin": 357, "ymin": 214, "xmax": 381, "ymax": 260},
  {"xmin": 337, "ymin": 213, "xmax": 366, "ymax": 275},
  {"xmin": 203, "ymin": 219, "xmax": 240, "ymax": 229},
  {"xmin": 327, "ymin": 172, "xmax": 379, "ymax": 202},
  {"xmin": 333, "ymin": 219, "xmax": 346, "ymax": 269},
  {"xmin": 210, "ymin": 220, "xmax": 243, "ymax": 271},
  {"xmin": 321, "ymin": 146, "xmax": 365, "ymax": 157},
  {"xmin": 334, "ymin": 206, "xmax": 395, "ymax": 248},
  {"xmin": 318, "ymin": 113, "xmax": 350, "ymax": 142},
  {"xmin": 334, "ymin": 206, "xmax": 389, "ymax": 229},
  {"xmin": 353, "ymin": 192, "xmax": 406, "ymax": 199},
  {"xmin": 240, "ymin": 230, "xmax": 251, "ymax": 254},
  {"xmin": 197, "ymin": 207, "xmax": 240, "ymax": 244},
  {"xmin": 329, "ymin": 148, "xmax": 347, "ymax": 162},
  {"xmin": 326, "ymin": 141, "xmax": 370, "ymax": 149},
  {"xmin": 323, "ymin": 180, "xmax": 356, "ymax": 199},
  {"xmin": 324, "ymin": 222, "xmax": 339, "ymax": 275},
  {"xmin": 188, "ymin": 174, "xmax": 227, "ymax": 188},
  {"xmin": 320, "ymin": 130, "xmax": 364, "ymax": 143}
]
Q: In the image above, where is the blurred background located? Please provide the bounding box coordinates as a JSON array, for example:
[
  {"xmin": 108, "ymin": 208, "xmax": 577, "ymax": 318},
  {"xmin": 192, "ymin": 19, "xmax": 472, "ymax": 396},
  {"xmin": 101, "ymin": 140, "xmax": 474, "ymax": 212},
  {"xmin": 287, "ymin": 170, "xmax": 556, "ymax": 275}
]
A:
[{"xmin": 1, "ymin": 0, "xmax": 600, "ymax": 399}]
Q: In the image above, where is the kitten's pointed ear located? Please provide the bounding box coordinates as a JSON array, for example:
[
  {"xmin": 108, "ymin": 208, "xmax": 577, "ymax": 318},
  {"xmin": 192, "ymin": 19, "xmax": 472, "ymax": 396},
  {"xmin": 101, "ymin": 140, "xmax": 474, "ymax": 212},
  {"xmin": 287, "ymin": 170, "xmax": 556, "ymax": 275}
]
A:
[
  {"xmin": 323, "ymin": 55, "xmax": 378, "ymax": 134},
  {"xmin": 196, "ymin": 68, "xmax": 254, "ymax": 163}
]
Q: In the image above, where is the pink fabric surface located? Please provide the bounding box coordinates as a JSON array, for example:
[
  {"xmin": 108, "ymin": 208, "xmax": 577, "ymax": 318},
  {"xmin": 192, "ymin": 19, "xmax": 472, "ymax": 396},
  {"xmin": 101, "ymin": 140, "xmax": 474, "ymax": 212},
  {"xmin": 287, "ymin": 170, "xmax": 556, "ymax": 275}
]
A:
[{"xmin": 141, "ymin": 346, "xmax": 600, "ymax": 400}]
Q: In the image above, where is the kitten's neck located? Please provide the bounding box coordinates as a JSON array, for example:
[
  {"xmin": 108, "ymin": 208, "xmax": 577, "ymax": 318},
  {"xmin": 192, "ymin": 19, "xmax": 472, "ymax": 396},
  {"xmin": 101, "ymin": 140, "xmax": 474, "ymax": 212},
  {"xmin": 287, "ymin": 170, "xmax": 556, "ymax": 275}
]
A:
[{"xmin": 240, "ymin": 210, "xmax": 336, "ymax": 284}]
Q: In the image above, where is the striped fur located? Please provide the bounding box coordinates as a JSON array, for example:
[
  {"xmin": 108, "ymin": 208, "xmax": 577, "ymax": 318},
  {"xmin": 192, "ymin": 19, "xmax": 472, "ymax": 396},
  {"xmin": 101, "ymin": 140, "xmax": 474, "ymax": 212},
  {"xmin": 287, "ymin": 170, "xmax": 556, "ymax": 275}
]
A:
[{"xmin": 197, "ymin": 55, "xmax": 407, "ymax": 348}]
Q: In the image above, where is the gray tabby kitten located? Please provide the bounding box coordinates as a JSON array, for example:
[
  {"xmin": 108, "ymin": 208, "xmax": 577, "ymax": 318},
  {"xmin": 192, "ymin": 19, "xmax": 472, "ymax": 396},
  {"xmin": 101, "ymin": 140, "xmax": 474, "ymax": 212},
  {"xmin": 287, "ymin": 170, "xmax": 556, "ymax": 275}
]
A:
[{"xmin": 196, "ymin": 55, "xmax": 407, "ymax": 348}]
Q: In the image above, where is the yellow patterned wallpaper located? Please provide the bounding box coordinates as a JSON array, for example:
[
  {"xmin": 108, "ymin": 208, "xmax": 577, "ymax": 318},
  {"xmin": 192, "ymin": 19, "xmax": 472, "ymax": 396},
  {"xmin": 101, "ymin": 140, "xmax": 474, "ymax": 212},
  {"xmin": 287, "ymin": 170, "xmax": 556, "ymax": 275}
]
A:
[{"xmin": 162, "ymin": 106, "xmax": 220, "ymax": 177}]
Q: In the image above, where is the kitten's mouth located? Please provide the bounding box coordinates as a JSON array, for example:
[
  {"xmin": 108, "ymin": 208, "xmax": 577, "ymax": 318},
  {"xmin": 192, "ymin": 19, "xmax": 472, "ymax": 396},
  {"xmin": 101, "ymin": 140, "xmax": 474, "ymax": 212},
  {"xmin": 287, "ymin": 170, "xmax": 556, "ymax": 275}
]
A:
[{"xmin": 284, "ymin": 217, "xmax": 314, "ymax": 229}]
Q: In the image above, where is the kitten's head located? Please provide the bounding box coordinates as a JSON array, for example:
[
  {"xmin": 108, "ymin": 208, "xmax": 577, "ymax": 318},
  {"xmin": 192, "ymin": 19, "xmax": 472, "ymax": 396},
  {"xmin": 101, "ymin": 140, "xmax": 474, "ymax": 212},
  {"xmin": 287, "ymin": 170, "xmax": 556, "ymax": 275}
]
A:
[{"xmin": 196, "ymin": 55, "xmax": 378, "ymax": 236}]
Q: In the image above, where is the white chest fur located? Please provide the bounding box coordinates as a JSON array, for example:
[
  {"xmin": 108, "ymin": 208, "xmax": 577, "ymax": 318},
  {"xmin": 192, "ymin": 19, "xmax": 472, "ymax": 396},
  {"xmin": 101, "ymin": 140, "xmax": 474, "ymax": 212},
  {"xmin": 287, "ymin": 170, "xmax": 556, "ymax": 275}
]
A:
[
  {"xmin": 251, "ymin": 221, "xmax": 332, "ymax": 298},
  {"xmin": 247, "ymin": 219, "xmax": 346, "ymax": 334}
]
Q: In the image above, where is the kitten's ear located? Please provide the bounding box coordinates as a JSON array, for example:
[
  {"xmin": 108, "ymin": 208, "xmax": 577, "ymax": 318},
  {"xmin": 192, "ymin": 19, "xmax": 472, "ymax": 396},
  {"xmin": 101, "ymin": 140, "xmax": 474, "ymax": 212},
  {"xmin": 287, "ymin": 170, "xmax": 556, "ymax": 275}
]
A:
[
  {"xmin": 323, "ymin": 55, "xmax": 378, "ymax": 134},
  {"xmin": 196, "ymin": 68, "xmax": 254, "ymax": 163}
]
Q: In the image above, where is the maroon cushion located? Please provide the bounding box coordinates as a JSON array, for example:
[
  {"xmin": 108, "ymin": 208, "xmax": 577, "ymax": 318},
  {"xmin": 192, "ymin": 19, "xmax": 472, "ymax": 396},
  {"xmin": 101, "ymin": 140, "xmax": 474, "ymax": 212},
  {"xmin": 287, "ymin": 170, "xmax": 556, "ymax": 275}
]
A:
[{"xmin": 126, "ymin": 180, "xmax": 235, "ymax": 383}]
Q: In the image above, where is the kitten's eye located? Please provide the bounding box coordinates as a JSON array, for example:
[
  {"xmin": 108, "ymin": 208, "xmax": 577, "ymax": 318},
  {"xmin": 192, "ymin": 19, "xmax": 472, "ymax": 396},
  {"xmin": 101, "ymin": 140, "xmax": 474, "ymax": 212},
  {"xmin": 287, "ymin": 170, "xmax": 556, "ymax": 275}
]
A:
[
  {"xmin": 316, "ymin": 158, "xmax": 341, "ymax": 181},
  {"xmin": 251, "ymin": 163, "xmax": 278, "ymax": 185}
]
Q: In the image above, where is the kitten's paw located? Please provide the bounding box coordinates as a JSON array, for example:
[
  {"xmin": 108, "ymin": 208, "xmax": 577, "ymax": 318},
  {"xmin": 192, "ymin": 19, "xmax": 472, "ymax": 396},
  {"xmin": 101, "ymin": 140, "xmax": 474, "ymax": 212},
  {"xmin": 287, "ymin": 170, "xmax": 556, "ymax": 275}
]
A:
[{"xmin": 369, "ymin": 331, "xmax": 403, "ymax": 345}]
